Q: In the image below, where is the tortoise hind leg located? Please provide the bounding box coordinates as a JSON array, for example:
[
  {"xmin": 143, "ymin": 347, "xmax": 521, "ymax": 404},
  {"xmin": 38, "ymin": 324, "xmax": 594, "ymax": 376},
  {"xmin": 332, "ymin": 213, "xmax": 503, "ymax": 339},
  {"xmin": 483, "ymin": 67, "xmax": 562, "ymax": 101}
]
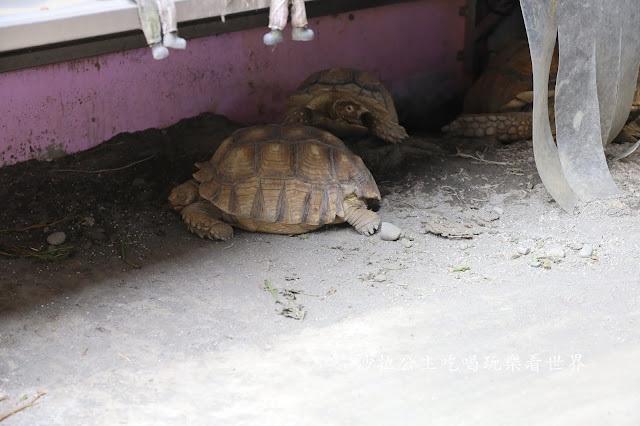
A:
[
  {"xmin": 441, "ymin": 112, "xmax": 532, "ymax": 142},
  {"xmin": 362, "ymin": 112, "xmax": 409, "ymax": 144},
  {"xmin": 342, "ymin": 195, "xmax": 380, "ymax": 236},
  {"xmin": 181, "ymin": 201, "xmax": 234, "ymax": 240}
]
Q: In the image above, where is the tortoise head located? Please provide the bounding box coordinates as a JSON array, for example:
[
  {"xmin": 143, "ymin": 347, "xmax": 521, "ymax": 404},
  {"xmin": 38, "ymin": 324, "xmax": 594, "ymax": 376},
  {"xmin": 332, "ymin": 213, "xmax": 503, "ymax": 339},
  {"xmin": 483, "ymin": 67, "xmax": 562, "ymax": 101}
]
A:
[
  {"xmin": 168, "ymin": 180, "xmax": 200, "ymax": 211},
  {"xmin": 332, "ymin": 98, "xmax": 368, "ymax": 125}
]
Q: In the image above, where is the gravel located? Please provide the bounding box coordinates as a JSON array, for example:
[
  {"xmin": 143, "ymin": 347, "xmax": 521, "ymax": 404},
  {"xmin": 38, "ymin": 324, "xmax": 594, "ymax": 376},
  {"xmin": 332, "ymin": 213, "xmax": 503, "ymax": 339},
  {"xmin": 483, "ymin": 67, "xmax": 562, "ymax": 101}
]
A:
[
  {"xmin": 578, "ymin": 244, "xmax": 593, "ymax": 258},
  {"xmin": 380, "ymin": 222, "xmax": 403, "ymax": 241},
  {"xmin": 46, "ymin": 231, "xmax": 66, "ymax": 246}
]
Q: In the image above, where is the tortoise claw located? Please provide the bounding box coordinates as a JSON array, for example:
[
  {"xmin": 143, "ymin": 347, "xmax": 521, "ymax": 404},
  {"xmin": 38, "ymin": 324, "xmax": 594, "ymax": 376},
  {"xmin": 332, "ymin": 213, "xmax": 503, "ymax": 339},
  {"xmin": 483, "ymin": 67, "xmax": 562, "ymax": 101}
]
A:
[{"xmin": 180, "ymin": 201, "xmax": 233, "ymax": 241}]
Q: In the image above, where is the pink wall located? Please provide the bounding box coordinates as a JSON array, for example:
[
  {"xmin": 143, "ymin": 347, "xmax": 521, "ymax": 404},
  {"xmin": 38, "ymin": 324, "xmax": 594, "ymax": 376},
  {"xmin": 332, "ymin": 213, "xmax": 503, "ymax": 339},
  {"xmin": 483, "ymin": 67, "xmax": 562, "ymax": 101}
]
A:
[{"xmin": 0, "ymin": 0, "xmax": 466, "ymax": 166}]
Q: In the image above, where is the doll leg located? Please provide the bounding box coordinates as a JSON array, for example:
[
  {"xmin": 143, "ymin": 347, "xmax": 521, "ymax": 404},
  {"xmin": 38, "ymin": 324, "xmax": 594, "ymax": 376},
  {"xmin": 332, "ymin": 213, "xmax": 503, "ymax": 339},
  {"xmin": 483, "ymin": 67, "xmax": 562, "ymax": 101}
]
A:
[
  {"xmin": 156, "ymin": 0, "xmax": 187, "ymax": 49},
  {"xmin": 135, "ymin": 0, "xmax": 169, "ymax": 59},
  {"xmin": 290, "ymin": 0, "xmax": 314, "ymax": 41},
  {"xmin": 264, "ymin": 0, "xmax": 289, "ymax": 45}
]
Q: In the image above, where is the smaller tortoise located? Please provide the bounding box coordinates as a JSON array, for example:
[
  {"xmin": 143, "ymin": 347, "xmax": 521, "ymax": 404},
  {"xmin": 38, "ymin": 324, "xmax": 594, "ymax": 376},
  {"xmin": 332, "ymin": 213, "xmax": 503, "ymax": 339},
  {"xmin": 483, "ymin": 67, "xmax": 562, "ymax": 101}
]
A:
[
  {"xmin": 442, "ymin": 39, "xmax": 640, "ymax": 143},
  {"xmin": 284, "ymin": 67, "xmax": 409, "ymax": 144},
  {"xmin": 168, "ymin": 124, "xmax": 381, "ymax": 240}
]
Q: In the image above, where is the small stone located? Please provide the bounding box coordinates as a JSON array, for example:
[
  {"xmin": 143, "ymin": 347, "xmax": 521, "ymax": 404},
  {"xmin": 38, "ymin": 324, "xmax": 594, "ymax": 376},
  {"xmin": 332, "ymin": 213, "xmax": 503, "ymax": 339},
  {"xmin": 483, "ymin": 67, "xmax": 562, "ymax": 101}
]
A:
[
  {"xmin": 568, "ymin": 242, "xmax": 583, "ymax": 251},
  {"xmin": 82, "ymin": 241, "xmax": 93, "ymax": 250},
  {"xmin": 578, "ymin": 244, "xmax": 593, "ymax": 258},
  {"xmin": 46, "ymin": 231, "xmax": 66, "ymax": 246},
  {"xmin": 400, "ymin": 238, "xmax": 414, "ymax": 248},
  {"xmin": 82, "ymin": 216, "xmax": 95, "ymax": 227},
  {"xmin": 509, "ymin": 253, "xmax": 521, "ymax": 260},
  {"xmin": 380, "ymin": 222, "xmax": 403, "ymax": 241},
  {"xmin": 492, "ymin": 206, "xmax": 504, "ymax": 216},
  {"xmin": 395, "ymin": 210, "xmax": 410, "ymax": 219},
  {"xmin": 373, "ymin": 274, "xmax": 387, "ymax": 282},
  {"xmin": 547, "ymin": 247, "xmax": 565, "ymax": 258},
  {"xmin": 517, "ymin": 247, "xmax": 530, "ymax": 255},
  {"xmin": 530, "ymin": 261, "xmax": 541, "ymax": 268},
  {"xmin": 460, "ymin": 242, "xmax": 470, "ymax": 250}
]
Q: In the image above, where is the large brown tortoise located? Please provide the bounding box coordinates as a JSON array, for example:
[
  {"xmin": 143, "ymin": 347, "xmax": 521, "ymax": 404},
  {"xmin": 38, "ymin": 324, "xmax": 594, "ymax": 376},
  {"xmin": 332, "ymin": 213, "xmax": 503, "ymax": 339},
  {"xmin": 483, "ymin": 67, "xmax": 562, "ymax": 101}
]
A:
[
  {"xmin": 168, "ymin": 124, "xmax": 382, "ymax": 240},
  {"xmin": 284, "ymin": 67, "xmax": 409, "ymax": 144},
  {"xmin": 442, "ymin": 39, "xmax": 640, "ymax": 143}
]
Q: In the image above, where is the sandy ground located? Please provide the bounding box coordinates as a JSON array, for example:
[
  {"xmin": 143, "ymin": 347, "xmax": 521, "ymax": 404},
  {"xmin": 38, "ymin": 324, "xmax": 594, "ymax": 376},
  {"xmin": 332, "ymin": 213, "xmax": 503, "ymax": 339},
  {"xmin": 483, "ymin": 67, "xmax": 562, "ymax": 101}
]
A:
[{"xmin": 1, "ymin": 113, "xmax": 639, "ymax": 424}]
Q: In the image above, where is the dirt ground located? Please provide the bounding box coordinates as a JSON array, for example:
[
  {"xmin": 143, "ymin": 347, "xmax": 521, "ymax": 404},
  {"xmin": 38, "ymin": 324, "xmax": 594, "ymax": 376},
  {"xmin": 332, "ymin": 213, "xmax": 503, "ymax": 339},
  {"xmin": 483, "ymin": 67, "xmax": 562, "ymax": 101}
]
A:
[{"xmin": 1, "ymin": 113, "xmax": 639, "ymax": 424}]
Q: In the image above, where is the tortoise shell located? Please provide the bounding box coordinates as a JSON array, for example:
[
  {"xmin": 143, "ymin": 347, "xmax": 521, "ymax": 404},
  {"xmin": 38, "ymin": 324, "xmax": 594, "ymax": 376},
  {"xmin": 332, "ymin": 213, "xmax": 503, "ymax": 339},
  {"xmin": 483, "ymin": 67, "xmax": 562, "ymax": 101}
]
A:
[
  {"xmin": 192, "ymin": 124, "xmax": 380, "ymax": 227},
  {"xmin": 295, "ymin": 67, "xmax": 399, "ymax": 121},
  {"xmin": 462, "ymin": 39, "xmax": 559, "ymax": 114}
]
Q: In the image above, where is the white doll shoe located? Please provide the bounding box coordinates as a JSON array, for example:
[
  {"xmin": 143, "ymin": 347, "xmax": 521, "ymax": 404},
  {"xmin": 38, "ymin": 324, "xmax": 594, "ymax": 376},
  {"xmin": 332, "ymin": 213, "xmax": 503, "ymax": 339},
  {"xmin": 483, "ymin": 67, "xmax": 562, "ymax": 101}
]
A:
[
  {"xmin": 291, "ymin": 27, "xmax": 314, "ymax": 41},
  {"xmin": 263, "ymin": 30, "xmax": 284, "ymax": 45},
  {"xmin": 151, "ymin": 43, "xmax": 169, "ymax": 60},
  {"xmin": 163, "ymin": 32, "xmax": 187, "ymax": 49}
]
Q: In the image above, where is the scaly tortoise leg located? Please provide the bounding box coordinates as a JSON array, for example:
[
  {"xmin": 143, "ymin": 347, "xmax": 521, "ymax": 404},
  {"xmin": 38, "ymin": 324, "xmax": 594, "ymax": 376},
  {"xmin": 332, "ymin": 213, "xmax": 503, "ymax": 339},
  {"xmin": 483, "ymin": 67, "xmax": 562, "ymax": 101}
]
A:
[
  {"xmin": 342, "ymin": 195, "xmax": 380, "ymax": 236},
  {"xmin": 181, "ymin": 201, "xmax": 234, "ymax": 241},
  {"xmin": 441, "ymin": 112, "xmax": 533, "ymax": 143},
  {"xmin": 362, "ymin": 113, "xmax": 409, "ymax": 144}
]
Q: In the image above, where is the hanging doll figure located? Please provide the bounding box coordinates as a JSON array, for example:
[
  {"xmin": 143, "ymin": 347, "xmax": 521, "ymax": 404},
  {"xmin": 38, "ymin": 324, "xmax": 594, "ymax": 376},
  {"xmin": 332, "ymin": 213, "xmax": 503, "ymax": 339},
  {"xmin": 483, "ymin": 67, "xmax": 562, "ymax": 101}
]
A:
[
  {"xmin": 264, "ymin": 0, "xmax": 314, "ymax": 45},
  {"xmin": 134, "ymin": 0, "xmax": 187, "ymax": 60}
]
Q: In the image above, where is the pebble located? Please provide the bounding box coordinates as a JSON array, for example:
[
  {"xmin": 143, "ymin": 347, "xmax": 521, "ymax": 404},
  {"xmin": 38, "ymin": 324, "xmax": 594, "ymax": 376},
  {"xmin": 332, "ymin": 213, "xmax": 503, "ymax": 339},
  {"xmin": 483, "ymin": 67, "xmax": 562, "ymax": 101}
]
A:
[
  {"xmin": 547, "ymin": 247, "xmax": 565, "ymax": 258},
  {"xmin": 373, "ymin": 274, "xmax": 387, "ymax": 282},
  {"xmin": 568, "ymin": 242, "xmax": 583, "ymax": 251},
  {"xmin": 47, "ymin": 231, "xmax": 66, "ymax": 246},
  {"xmin": 400, "ymin": 238, "xmax": 414, "ymax": 248},
  {"xmin": 380, "ymin": 222, "xmax": 403, "ymax": 241},
  {"xmin": 509, "ymin": 253, "xmax": 521, "ymax": 260},
  {"xmin": 492, "ymin": 206, "xmax": 504, "ymax": 216},
  {"xmin": 395, "ymin": 210, "xmax": 410, "ymax": 219},
  {"xmin": 82, "ymin": 216, "xmax": 96, "ymax": 227},
  {"xmin": 530, "ymin": 261, "xmax": 541, "ymax": 268},
  {"xmin": 578, "ymin": 244, "xmax": 593, "ymax": 258},
  {"xmin": 517, "ymin": 247, "xmax": 530, "ymax": 255}
]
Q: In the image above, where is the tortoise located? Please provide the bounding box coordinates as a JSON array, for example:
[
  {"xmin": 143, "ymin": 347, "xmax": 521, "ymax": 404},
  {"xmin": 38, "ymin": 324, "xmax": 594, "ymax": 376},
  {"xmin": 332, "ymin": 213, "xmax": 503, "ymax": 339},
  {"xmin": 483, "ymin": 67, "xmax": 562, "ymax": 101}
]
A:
[
  {"xmin": 284, "ymin": 67, "xmax": 409, "ymax": 144},
  {"xmin": 168, "ymin": 124, "xmax": 382, "ymax": 240},
  {"xmin": 442, "ymin": 39, "xmax": 640, "ymax": 143}
]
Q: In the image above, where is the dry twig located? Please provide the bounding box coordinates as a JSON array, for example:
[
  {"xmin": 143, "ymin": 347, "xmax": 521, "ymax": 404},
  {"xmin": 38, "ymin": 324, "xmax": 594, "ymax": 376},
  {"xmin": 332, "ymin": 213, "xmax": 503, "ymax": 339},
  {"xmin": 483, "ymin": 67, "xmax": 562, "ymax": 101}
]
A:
[
  {"xmin": 455, "ymin": 148, "xmax": 511, "ymax": 166},
  {"xmin": 0, "ymin": 244, "xmax": 74, "ymax": 261},
  {"xmin": 120, "ymin": 240, "xmax": 141, "ymax": 269},
  {"xmin": 54, "ymin": 154, "xmax": 155, "ymax": 173},
  {"xmin": 0, "ymin": 216, "xmax": 77, "ymax": 234},
  {"xmin": 0, "ymin": 392, "xmax": 46, "ymax": 422}
]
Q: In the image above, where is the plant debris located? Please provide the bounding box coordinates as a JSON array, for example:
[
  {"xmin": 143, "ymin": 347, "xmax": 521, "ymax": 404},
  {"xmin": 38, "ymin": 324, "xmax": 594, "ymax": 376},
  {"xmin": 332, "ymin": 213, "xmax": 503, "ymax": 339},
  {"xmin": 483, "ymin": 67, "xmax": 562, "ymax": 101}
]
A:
[{"xmin": 0, "ymin": 392, "xmax": 46, "ymax": 423}]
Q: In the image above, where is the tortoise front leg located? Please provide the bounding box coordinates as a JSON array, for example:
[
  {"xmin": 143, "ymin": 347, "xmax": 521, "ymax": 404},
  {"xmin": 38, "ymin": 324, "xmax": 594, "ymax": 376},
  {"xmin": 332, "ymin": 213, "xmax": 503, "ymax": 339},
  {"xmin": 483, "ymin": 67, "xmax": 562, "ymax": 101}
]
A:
[
  {"xmin": 342, "ymin": 195, "xmax": 380, "ymax": 236},
  {"xmin": 181, "ymin": 201, "xmax": 234, "ymax": 240},
  {"xmin": 361, "ymin": 113, "xmax": 409, "ymax": 144}
]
